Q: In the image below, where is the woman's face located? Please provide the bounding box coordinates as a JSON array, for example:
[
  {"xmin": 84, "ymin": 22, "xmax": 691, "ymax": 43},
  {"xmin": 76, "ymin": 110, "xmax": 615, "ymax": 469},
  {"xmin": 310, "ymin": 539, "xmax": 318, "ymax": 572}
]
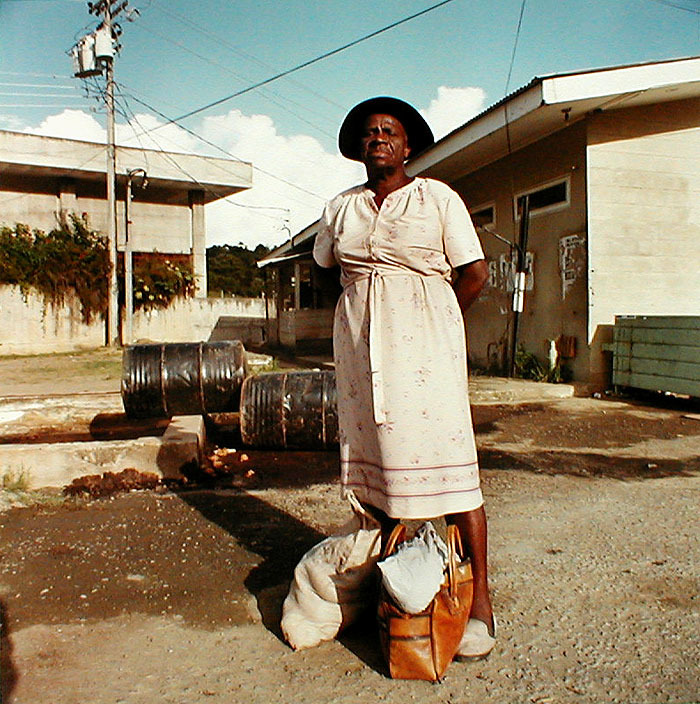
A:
[{"xmin": 359, "ymin": 113, "xmax": 411, "ymax": 170}]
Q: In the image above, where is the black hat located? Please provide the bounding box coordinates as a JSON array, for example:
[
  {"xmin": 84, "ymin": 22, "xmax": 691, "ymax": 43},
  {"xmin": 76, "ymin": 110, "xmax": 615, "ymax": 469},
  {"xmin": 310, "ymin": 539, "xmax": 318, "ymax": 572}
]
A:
[{"xmin": 338, "ymin": 96, "xmax": 434, "ymax": 162}]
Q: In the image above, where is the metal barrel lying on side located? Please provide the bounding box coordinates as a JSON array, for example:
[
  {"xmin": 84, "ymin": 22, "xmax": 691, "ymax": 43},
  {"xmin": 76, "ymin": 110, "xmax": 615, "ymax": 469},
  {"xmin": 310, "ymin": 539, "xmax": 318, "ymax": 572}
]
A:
[
  {"xmin": 239, "ymin": 370, "xmax": 338, "ymax": 450},
  {"xmin": 121, "ymin": 341, "xmax": 248, "ymax": 419}
]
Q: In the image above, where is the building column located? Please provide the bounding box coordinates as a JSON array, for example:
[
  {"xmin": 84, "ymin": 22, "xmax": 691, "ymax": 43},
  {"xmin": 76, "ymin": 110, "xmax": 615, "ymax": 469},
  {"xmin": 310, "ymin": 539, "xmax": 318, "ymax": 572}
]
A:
[
  {"xmin": 58, "ymin": 178, "xmax": 77, "ymax": 223},
  {"xmin": 189, "ymin": 189, "xmax": 206, "ymax": 298},
  {"xmin": 293, "ymin": 261, "xmax": 302, "ymax": 310}
]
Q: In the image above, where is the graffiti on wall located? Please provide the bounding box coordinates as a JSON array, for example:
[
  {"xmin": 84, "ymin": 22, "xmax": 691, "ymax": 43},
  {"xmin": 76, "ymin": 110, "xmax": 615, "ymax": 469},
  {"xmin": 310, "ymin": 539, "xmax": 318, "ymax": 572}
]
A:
[
  {"xmin": 487, "ymin": 252, "xmax": 535, "ymax": 293},
  {"xmin": 558, "ymin": 234, "xmax": 586, "ymax": 299}
]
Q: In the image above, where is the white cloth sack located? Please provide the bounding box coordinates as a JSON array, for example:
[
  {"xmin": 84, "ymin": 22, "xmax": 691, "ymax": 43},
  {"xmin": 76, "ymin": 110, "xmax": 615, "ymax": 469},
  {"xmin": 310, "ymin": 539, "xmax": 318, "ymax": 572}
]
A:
[
  {"xmin": 281, "ymin": 498, "xmax": 381, "ymax": 650},
  {"xmin": 377, "ymin": 521, "xmax": 448, "ymax": 614}
]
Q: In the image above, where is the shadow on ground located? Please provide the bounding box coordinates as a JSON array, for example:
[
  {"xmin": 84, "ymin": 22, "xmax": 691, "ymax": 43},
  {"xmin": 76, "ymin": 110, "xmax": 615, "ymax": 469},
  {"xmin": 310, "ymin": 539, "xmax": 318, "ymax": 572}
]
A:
[
  {"xmin": 177, "ymin": 490, "xmax": 324, "ymax": 635},
  {"xmin": 1, "ymin": 599, "xmax": 17, "ymax": 702},
  {"xmin": 479, "ymin": 448, "xmax": 700, "ymax": 479},
  {"xmin": 0, "ymin": 488, "xmax": 324, "ymax": 635}
]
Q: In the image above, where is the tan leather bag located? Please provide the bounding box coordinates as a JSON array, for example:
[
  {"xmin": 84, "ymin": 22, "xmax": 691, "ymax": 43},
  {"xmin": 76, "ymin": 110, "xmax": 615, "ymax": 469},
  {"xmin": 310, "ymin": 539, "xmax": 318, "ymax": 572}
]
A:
[{"xmin": 377, "ymin": 524, "xmax": 473, "ymax": 682}]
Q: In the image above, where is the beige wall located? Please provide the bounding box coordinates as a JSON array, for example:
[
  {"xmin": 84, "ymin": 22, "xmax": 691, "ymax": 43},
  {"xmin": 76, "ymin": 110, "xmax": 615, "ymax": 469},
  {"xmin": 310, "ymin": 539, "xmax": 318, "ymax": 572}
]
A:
[
  {"xmin": 1, "ymin": 177, "xmax": 194, "ymax": 255},
  {"xmin": 118, "ymin": 198, "xmax": 192, "ymax": 255},
  {"xmin": 278, "ymin": 308, "xmax": 334, "ymax": 350},
  {"xmin": 586, "ymin": 97, "xmax": 700, "ymax": 387},
  {"xmin": 0, "ymin": 173, "xmax": 66, "ymax": 233},
  {"xmin": 451, "ymin": 122, "xmax": 590, "ymax": 380},
  {"xmin": 0, "ymin": 285, "xmax": 266, "ymax": 356}
]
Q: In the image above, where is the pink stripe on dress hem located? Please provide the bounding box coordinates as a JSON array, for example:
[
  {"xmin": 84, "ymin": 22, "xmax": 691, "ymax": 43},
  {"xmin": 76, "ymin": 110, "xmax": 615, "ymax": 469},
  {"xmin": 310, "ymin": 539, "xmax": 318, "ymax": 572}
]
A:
[
  {"xmin": 342, "ymin": 459, "xmax": 479, "ymax": 472},
  {"xmin": 343, "ymin": 481, "xmax": 481, "ymax": 499}
]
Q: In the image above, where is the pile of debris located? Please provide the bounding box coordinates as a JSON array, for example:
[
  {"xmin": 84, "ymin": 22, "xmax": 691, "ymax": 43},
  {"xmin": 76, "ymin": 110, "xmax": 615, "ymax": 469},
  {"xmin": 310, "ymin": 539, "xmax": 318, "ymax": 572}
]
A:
[{"xmin": 64, "ymin": 468, "xmax": 161, "ymax": 498}]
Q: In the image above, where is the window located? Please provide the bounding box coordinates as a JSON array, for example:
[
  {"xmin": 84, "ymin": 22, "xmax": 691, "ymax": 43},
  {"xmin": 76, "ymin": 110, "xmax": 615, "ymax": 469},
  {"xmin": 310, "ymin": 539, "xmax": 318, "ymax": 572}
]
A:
[
  {"xmin": 515, "ymin": 177, "xmax": 569, "ymax": 219},
  {"xmin": 470, "ymin": 203, "xmax": 495, "ymax": 228}
]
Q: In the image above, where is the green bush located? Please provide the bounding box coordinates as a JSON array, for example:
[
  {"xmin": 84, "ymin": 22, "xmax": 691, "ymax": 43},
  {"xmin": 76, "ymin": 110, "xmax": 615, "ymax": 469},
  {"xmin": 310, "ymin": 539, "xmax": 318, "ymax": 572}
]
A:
[{"xmin": 0, "ymin": 215, "xmax": 110, "ymax": 324}]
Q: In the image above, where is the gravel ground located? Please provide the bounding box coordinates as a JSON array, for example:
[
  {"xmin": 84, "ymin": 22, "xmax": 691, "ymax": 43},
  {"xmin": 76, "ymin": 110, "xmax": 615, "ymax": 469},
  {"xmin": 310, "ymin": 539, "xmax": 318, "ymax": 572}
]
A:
[{"xmin": 1, "ymin": 395, "xmax": 699, "ymax": 704}]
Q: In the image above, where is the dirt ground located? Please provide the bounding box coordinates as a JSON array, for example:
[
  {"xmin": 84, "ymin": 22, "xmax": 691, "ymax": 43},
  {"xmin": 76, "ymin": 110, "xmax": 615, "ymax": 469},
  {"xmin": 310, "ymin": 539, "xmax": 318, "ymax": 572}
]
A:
[{"xmin": 0, "ymin": 351, "xmax": 699, "ymax": 704}]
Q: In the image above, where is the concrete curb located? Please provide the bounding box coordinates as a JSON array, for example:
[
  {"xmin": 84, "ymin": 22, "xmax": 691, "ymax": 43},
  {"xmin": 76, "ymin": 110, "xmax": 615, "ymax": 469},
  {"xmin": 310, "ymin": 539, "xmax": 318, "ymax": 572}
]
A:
[
  {"xmin": 469, "ymin": 377, "xmax": 575, "ymax": 404},
  {"xmin": 0, "ymin": 415, "xmax": 204, "ymax": 491}
]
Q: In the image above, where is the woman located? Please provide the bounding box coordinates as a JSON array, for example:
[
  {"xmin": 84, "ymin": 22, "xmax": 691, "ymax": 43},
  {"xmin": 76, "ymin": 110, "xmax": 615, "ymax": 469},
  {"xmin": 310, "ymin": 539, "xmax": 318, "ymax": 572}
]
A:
[{"xmin": 313, "ymin": 97, "xmax": 495, "ymax": 659}]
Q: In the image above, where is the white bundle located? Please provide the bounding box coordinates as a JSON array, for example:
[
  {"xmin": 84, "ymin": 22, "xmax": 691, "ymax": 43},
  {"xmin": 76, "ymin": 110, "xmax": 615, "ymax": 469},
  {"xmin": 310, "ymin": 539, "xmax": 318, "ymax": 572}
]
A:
[
  {"xmin": 281, "ymin": 500, "xmax": 381, "ymax": 650},
  {"xmin": 378, "ymin": 522, "xmax": 448, "ymax": 614}
]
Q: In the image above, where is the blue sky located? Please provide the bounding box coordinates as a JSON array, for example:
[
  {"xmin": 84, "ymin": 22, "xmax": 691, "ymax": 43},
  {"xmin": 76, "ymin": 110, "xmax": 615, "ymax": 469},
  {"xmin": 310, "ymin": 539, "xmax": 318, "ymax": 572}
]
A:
[{"xmin": 1, "ymin": 0, "xmax": 698, "ymax": 247}]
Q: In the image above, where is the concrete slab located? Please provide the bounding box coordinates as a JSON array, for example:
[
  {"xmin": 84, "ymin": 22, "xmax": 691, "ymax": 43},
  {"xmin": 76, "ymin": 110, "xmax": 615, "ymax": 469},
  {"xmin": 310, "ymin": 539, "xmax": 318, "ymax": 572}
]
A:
[
  {"xmin": 468, "ymin": 376, "xmax": 575, "ymax": 404},
  {"xmin": 0, "ymin": 391, "xmax": 205, "ymax": 489},
  {"xmin": 0, "ymin": 393, "xmax": 123, "ymax": 438}
]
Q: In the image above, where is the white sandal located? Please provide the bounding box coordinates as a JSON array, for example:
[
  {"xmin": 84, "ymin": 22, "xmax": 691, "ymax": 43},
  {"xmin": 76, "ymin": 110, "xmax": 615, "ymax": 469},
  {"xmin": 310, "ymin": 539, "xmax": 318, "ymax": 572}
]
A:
[{"xmin": 455, "ymin": 616, "xmax": 497, "ymax": 661}]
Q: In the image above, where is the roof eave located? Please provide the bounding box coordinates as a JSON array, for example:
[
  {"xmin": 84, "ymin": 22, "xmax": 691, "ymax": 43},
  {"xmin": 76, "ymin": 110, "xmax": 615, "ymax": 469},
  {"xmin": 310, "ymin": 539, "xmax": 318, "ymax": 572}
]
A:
[{"xmin": 409, "ymin": 56, "xmax": 700, "ymax": 183}]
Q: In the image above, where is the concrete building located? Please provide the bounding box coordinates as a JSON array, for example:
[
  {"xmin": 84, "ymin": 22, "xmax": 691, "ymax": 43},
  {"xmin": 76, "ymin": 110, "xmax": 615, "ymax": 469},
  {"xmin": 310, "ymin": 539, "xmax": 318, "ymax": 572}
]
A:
[
  {"xmin": 0, "ymin": 130, "xmax": 252, "ymax": 296},
  {"xmin": 259, "ymin": 56, "xmax": 700, "ymax": 389}
]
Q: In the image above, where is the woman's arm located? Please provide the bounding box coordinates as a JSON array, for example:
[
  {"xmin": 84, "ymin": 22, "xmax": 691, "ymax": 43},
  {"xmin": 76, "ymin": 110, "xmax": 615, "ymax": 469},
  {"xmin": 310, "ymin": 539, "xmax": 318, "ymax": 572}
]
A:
[{"xmin": 453, "ymin": 259, "xmax": 488, "ymax": 313}]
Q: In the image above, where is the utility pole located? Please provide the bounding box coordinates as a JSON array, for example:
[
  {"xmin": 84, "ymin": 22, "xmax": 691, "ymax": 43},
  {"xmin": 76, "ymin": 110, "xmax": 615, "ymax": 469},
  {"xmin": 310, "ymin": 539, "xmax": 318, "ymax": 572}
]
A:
[
  {"xmin": 509, "ymin": 194, "xmax": 530, "ymax": 377},
  {"xmin": 125, "ymin": 168, "xmax": 147, "ymax": 344},
  {"xmin": 102, "ymin": 2, "xmax": 119, "ymax": 346},
  {"xmin": 72, "ymin": 0, "xmax": 136, "ymax": 346}
]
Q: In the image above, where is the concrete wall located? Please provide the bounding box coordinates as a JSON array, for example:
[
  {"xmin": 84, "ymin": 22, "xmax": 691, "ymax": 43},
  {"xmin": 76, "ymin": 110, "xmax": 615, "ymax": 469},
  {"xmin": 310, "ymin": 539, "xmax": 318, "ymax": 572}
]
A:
[
  {"xmin": 0, "ymin": 285, "xmax": 105, "ymax": 355},
  {"xmin": 586, "ymin": 97, "xmax": 700, "ymax": 388},
  {"xmin": 452, "ymin": 122, "xmax": 590, "ymax": 380},
  {"xmin": 127, "ymin": 295, "xmax": 267, "ymax": 345},
  {"xmin": 1, "ymin": 178, "xmax": 194, "ymax": 255},
  {"xmin": 0, "ymin": 285, "xmax": 267, "ymax": 355},
  {"xmin": 278, "ymin": 308, "xmax": 334, "ymax": 351}
]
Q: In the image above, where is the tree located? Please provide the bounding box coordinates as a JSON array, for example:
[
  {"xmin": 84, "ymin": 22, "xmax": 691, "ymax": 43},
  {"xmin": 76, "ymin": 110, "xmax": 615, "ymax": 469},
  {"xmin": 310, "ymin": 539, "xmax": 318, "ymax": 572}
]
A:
[{"xmin": 206, "ymin": 243, "xmax": 270, "ymax": 297}]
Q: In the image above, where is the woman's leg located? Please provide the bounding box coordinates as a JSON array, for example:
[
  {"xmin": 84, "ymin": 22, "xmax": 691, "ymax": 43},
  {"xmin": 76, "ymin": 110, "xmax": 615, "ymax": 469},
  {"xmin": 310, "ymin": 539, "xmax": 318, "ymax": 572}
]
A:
[
  {"xmin": 446, "ymin": 505, "xmax": 493, "ymax": 631},
  {"xmin": 360, "ymin": 502, "xmax": 399, "ymax": 553}
]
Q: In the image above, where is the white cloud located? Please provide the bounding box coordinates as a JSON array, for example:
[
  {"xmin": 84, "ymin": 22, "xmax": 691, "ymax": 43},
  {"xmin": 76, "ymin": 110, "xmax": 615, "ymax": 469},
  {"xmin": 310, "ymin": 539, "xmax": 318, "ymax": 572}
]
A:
[
  {"xmin": 0, "ymin": 113, "xmax": 29, "ymax": 132},
  {"xmin": 7, "ymin": 84, "xmax": 486, "ymax": 249},
  {"xmin": 117, "ymin": 113, "xmax": 202, "ymax": 155},
  {"xmin": 201, "ymin": 109, "xmax": 363, "ymax": 248},
  {"xmin": 23, "ymin": 109, "xmax": 106, "ymax": 143},
  {"xmin": 421, "ymin": 86, "xmax": 487, "ymax": 140}
]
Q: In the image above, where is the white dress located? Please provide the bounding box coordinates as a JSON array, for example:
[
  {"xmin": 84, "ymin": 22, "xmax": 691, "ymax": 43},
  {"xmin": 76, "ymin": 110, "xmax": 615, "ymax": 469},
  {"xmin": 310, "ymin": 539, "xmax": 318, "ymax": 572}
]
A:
[{"xmin": 313, "ymin": 177, "xmax": 485, "ymax": 519}]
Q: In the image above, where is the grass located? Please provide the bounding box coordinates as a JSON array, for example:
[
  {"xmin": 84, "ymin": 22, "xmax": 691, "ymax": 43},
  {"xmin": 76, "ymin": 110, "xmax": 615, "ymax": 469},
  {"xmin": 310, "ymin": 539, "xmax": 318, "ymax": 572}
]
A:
[
  {"xmin": 250, "ymin": 356, "xmax": 282, "ymax": 374},
  {"xmin": 0, "ymin": 348, "xmax": 123, "ymax": 387},
  {"xmin": 1, "ymin": 469, "xmax": 30, "ymax": 491},
  {"xmin": 0, "ymin": 469, "xmax": 69, "ymax": 512}
]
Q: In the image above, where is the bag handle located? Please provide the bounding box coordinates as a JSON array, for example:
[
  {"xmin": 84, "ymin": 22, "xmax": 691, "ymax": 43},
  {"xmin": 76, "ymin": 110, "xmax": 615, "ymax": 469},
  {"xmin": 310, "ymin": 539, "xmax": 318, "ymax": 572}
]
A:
[
  {"xmin": 381, "ymin": 523, "xmax": 407, "ymax": 559},
  {"xmin": 347, "ymin": 491, "xmax": 381, "ymax": 530},
  {"xmin": 446, "ymin": 524, "xmax": 463, "ymax": 602}
]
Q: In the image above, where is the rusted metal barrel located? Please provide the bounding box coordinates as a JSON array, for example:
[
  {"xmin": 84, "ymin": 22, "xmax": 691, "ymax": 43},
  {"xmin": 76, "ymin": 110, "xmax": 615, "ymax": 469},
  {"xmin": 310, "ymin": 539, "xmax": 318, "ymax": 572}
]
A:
[
  {"xmin": 240, "ymin": 370, "xmax": 338, "ymax": 449},
  {"xmin": 121, "ymin": 341, "xmax": 248, "ymax": 419}
]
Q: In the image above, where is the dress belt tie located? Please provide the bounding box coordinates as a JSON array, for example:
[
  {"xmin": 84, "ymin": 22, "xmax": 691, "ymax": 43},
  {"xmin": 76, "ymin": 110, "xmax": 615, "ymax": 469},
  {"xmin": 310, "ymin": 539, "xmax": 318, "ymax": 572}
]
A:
[{"xmin": 368, "ymin": 269, "xmax": 385, "ymax": 424}]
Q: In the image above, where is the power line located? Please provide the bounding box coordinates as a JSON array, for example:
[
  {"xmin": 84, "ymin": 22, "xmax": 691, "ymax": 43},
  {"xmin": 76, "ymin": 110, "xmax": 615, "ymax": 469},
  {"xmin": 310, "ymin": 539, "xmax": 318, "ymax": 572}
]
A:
[
  {"xmin": 645, "ymin": 0, "xmax": 700, "ymax": 14},
  {"xmin": 113, "ymin": 88, "xmax": 321, "ymax": 227},
  {"xmin": 0, "ymin": 92, "xmax": 89, "ymax": 97},
  {"xmin": 0, "ymin": 70, "xmax": 75, "ymax": 78},
  {"xmin": 504, "ymin": 0, "xmax": 527, "ymax": 95},
  {"xmin": 114, "ymin": 94, "xmax": 287, "ymax": 221},
  {"xmin": 120, "ymin": 86, "xmax": 327, "ymax": 203},
  {"xmin": 0, "ymin": 82, "xmax": 76, "ymax": 89},
  {"xmin": 147, "ymin": 0, "xmax": 346, "ymax": 113},
  {"xmin": 114, "ymin": 95, "xmax": 292, "ymax": 247},
  {"xmin": 0, "ymin": 103, "xmax": 89, "ymax": 107},
  {"xmin": 130, "ymin": 19, "xmax": 337, "ymax": 139},
  {"xmin": 117, "ymin": 79, "xmax": 347, "ymax": 191},
  {"xmin": 131, "ymin": 0, "xmax": 458, "ymax": 138}
]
